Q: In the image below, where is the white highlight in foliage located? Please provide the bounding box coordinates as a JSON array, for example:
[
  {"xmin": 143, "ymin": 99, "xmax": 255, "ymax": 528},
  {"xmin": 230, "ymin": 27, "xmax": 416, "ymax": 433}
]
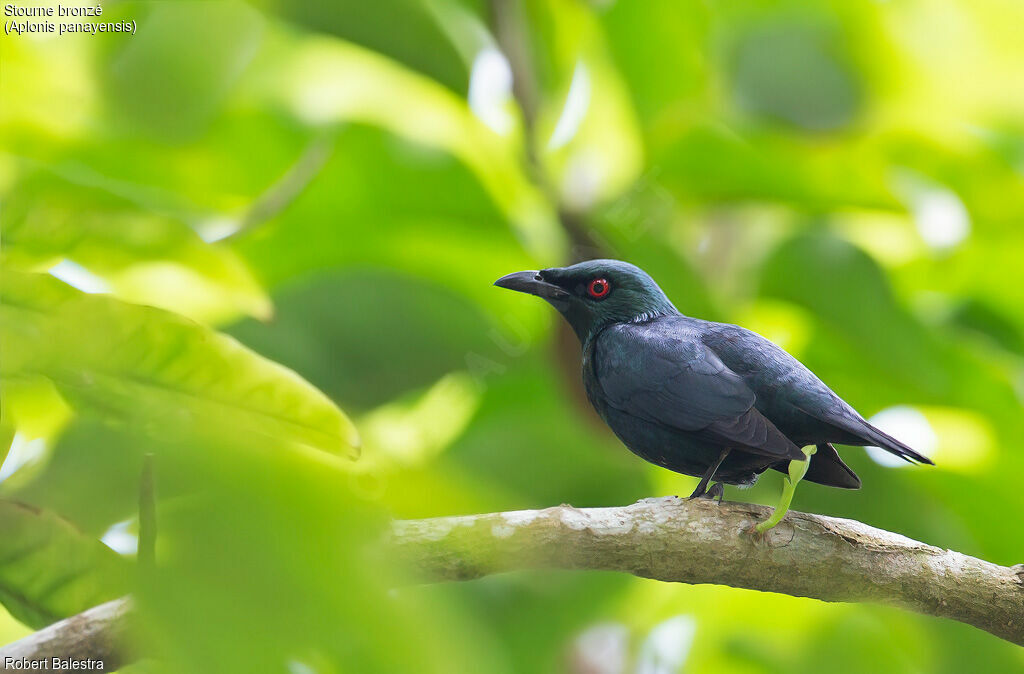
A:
[
  {"xmin": 195, "ymin": 216, "xmax": 242, "ymax": 243},
  {"xmin": 912, "ymin": 187, "xmax": 970, "ymax": 251},
  {"xmin": 571, "ymin": 623, "xmax": 629, "ymax": 674},
  {"xmin": 287, "ymin": 659, "xmax": 317, "ymax": 674},
  {"xmin": 101, "ymin": 519, "xmax": 138, "ymax": 556},
  {"xmin": 636, "ymin": 615, "xmax": 697, "ymax": 674},
  {"xmin": 0, "ymin": 434, "xmax": 48, "ymax": 483},
  {"xmin": 548, "ymin": 60, "xmax": 591, "ymax": 150},
  {"xmin": 866, "ymin": 406, "xmax": 938, "ymax": 468},
  {"xmin": 561, "ymin": 149, "xmax": 603, "ymax": 211},
  {"xmin": 48, "ymin": 260, "xmax": 110, "ymax": 294},
  {"xmin": 468, "ymin": 47, "xmax": 514, "ymax": 135}
]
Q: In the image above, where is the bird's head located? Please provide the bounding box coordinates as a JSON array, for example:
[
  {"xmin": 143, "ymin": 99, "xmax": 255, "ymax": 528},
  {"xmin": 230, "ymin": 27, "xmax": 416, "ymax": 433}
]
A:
[{"xmin": 494, "ymin": 259, "xmax": 678, "ymax": 342}]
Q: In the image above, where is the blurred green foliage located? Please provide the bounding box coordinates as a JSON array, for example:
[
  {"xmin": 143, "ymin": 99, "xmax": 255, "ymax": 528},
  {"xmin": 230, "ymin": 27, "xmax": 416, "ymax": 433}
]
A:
[{"xmin": 2, "ymin": 0, "xmax": 1024, "ymax": 672}]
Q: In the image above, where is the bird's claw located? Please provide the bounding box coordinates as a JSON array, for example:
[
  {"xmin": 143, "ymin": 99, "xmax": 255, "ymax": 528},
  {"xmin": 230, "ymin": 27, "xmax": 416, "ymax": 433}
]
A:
[
  {"xmin": 688, "ymin": 482, "xmax": 725, "ymax": 502},
  {"xmin": 706, "ymin": 482, "xmax": 725, "ymax": 503}
]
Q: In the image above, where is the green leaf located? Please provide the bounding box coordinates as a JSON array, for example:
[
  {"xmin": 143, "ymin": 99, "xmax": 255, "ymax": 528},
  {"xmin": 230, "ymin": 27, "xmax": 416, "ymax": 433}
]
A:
[
  {"xmin": 227, "ymin": 270, "xmax": 503, "ymax": 411},
  {"xmin": 0, "ymin": 425, "xmax": 13, "ymax": 474},
  {"xmin": 1, "ymin": 166, "xmax": 271, "ymax": 324},
  {"xmin": 270, "ymin": 38, "xmax": 562, "ymax": 260},
  {"xmin": 0, "ymin": 500, "xmax": 129, "ymax": 628},
  {"xmin": 233, "ymin": 125, "xmax": 554, "ymax": 331},
  {"xmin": 729, "ymin": 19, "xmax": 862, "ymax": 132},
  {"xmin": 757, "ymin": 232, "xmax": 1022, "ymax": 421},
  {"xmin": 0, "ymin": 271, "xmax": 359, "ymax": 458},
  {"xmin": 97, "ymin": 2, "xmax": 265, "ymax": 141},
  {"xmin": 599, "ymin": 0, "xmax": 711, "ymax": 135},
  {"xmin": 519, "ymin": 0, "xmax": 645, "ymax": 208},
  {"xmin": 271, "ymin": 0, "xmax": 471, "ymax": 92},
  {"xmin": 6, "ymin": 421, "xmax": 153, "ymax": 536}
]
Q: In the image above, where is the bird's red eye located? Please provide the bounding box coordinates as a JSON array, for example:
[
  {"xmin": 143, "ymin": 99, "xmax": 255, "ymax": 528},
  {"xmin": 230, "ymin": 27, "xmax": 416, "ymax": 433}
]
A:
[{"xmin": 587, "ymin": 278, "xmax": 611, "ymax": 299}]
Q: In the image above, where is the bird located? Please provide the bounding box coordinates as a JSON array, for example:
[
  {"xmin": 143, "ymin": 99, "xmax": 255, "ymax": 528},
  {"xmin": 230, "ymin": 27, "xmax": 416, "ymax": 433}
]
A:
[{"xmin": 494, "ymin": 259, "xmax": 933, "ymax": 531}]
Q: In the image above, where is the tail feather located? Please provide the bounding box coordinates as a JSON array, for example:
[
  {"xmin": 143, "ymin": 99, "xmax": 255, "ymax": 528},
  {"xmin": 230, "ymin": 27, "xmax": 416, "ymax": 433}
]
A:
[
  {"xmin": 794, "ymin": 443, "xmax": 861, "ymax": 489},
  {"xmin": 855, "ymin": 421, "xmax": 934, "ymax": 465},
  {"xmin": 792, "ymin": 402, "xmax": 936, "ymax": 466}
]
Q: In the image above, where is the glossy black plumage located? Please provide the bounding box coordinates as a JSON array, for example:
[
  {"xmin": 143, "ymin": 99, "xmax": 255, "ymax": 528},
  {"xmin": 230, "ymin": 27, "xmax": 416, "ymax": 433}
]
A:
[{"xmin": 495, "ymin": 260, "xmax": 932, "ymax": 492}]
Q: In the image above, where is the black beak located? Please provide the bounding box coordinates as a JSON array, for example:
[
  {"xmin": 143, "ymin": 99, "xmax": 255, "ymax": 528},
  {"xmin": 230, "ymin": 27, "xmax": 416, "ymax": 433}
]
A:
[{"xmin": 493, "ymin": 270, "xmax": 569, "ymax": 300}]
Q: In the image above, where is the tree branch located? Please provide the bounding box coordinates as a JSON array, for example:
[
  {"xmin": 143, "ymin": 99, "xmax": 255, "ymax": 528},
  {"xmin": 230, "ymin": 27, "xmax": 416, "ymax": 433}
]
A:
[
  {"xmin": 2, "ymin": 499, "xmax": 1022, "ymax": 670},
  {"xmin": 387, "ymin": 498, "xmax": 1024, "ymax": 645},
  {"xmin": 0, "ymin": 598, "xmax": 131, "ymax": 671}
]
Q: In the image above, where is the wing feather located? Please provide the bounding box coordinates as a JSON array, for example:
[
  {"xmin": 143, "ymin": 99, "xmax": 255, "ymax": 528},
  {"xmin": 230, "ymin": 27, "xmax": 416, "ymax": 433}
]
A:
[{"xmin": 595, "ymin": 323, "xmax": 803, "ymax": 461}]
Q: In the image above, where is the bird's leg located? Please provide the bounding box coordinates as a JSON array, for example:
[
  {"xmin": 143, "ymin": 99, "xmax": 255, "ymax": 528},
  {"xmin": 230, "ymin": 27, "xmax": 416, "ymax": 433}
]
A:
[
  {"xmin": 755, "ymin": 445, "xmax": 816, "ymax": 533},
  {"xmin": 688, "ymin": 447, "xmax": 730, "ymax": 500},
  {"xmin": 686, "ymin": 482, "xmax": 708, "ymax": 499}
]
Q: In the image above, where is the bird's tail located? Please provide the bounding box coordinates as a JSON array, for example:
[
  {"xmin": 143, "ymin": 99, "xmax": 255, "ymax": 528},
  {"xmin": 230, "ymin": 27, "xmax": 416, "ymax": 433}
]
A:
[{"xmin": 855, "ymin": 421, "xmax": 934, "ymax": 465}]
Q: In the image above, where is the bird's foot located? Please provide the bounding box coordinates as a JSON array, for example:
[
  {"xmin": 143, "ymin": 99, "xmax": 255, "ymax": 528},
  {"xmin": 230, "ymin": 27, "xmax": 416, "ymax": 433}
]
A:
[
  {"xmin": 707, "ymin": 482, "xmax": 725, "ymax": 504},
  {"xmin": 688, "ymin": 481, "xmax": 725, "ymax": 502}
]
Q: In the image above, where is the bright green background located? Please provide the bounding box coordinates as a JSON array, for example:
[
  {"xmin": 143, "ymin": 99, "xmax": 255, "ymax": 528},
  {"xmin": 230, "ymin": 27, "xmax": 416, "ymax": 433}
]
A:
[{"xmin": 2, "ymin": 1, "xmax": 1024, "ymax": 672}]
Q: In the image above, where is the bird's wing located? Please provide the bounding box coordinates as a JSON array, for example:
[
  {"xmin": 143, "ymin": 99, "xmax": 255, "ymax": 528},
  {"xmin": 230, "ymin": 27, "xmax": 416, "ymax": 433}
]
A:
[
  {"xmin": 595, "ymin": 323, "xmax": 805, "ymax": 461},
  {"xmin": 701, "ymin": 322, "xmax": 932, "ymax": 465}
]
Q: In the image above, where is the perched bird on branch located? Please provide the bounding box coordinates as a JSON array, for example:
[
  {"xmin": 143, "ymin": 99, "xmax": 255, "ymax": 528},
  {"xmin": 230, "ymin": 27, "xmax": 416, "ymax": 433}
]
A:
[{"xmin": 495, "ymin": 259, "xmax": 933, "ymax": 531}]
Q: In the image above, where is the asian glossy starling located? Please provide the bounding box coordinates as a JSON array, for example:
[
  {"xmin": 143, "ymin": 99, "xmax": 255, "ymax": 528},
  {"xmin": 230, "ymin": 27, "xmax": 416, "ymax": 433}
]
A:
[{"xmin": 494, "ymin": 259, "xmax": 933, "ymax": 531}]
